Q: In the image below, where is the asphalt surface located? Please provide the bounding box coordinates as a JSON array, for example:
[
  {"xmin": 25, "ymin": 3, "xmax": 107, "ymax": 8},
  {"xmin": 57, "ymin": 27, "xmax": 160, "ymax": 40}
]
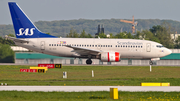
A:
[
  {"xmin": 0, "ymin": 64, "xmax": 179, "ymax": 92},
  {"xmin": 0, "ymin": 63, "xmax": 179, "ymax": 66},
  {"xmin": 1, "ymin": 86, "xmax": 180, "ymax": 92}
]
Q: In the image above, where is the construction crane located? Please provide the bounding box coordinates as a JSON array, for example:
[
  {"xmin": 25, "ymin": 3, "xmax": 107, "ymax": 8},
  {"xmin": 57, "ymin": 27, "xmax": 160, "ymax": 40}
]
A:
[{"xmin": 120, "ymin": 16, "xmax": 138, "ymax": 33}]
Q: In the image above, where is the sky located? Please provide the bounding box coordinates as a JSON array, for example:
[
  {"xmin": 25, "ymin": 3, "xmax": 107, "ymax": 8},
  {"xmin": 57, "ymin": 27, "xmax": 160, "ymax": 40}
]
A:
[{"xmin": 1, "ymin": 0, "xmax": 180, "ymax": 25}]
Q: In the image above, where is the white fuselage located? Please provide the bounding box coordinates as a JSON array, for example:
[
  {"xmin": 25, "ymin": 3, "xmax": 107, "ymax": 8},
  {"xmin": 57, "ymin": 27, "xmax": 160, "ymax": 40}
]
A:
[
  {"xmin": 15, "ymin": 38, "xmax": 172, "ymax": 60},
  {"xmin": 8, "ymin": 2, "xmax": 172, "ymax": 62}
]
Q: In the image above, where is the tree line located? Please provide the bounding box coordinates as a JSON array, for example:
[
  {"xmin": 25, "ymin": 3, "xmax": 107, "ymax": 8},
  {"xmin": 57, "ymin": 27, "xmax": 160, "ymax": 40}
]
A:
[
  {"xmin": 66, "ymin": 25, "xmax": 178, "ymax": 49},
  {"xmin": 0, "ymin": 34, "xmax": 15, "ymax": 63},
  {"xmin": 1, "ymin": 19, "xmax": 180, "ymax": 37}
]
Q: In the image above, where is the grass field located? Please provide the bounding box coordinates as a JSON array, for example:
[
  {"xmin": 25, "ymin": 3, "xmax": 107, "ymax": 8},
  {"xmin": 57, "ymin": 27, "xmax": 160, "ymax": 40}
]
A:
[
  {"xmin": 0, "ymin": 65, "xmax": 180, "ymax": 86},
  {"xmin": 0, "ymin": 91, "xmax": 180, "ymax": 101}
]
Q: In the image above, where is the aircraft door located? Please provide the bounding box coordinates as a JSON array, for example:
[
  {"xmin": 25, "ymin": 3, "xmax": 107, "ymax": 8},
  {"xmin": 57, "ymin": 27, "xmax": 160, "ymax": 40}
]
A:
[
  {"xmin": 41, "ymin": 41, "xmax": 45, "ymax": 50},
  {"xmin": 146, "ymin": 43, "xmax": 151, "ymax": 52}
]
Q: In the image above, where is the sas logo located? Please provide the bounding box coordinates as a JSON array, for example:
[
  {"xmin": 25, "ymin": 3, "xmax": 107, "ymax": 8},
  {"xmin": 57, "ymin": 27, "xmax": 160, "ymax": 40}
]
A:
[{"xmin": 17, "ymin": 28, "xmax": 35, "ymax": 36}]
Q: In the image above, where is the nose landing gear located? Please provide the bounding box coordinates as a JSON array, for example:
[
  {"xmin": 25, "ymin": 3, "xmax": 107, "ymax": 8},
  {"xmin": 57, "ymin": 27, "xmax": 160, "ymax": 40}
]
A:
[{"xmin": 149, "ymin": 60, "xmax": 153, "ymax": 65}]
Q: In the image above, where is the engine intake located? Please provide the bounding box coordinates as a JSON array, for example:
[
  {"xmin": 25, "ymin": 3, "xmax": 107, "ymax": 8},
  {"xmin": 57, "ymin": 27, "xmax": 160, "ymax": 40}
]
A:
[{"xmin": 101, "ymin": 52, "xmax": 120, "ymax": 62}]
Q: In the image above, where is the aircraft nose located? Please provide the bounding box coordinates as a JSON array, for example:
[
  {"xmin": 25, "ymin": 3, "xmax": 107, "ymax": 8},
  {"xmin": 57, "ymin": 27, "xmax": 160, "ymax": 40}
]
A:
[{"xmin": 166, "ymin": 49, "xmax": 172, "ymax": 55}]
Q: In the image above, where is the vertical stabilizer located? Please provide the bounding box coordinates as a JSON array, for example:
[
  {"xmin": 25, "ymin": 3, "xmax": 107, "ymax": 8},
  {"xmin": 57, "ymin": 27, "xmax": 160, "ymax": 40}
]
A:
[{"xmin": 8, "ymin": 2, "xmax": 57, "ymax": 38}]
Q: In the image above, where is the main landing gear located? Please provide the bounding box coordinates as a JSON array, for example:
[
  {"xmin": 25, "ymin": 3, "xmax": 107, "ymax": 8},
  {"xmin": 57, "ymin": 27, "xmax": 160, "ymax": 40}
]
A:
[{"xmin": 86, "ymin": 59, "xmax": 92, "ymax": 65}]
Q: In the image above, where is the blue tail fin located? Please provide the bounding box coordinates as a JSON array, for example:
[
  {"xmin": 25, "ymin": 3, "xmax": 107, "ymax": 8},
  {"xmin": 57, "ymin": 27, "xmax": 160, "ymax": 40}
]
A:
[{"xmin": 8, "ymin": 2, "xmax": 57, "ymax": 38}]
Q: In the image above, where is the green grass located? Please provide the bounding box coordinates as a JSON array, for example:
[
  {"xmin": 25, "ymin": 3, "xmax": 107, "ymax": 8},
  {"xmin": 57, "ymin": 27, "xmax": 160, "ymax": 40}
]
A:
[
  {"xmin": 1, "ymin": 65, "xmax": 180, "ymax": 86},
  {"xmin": 0, "ymin": 91, "xmax": 180, "ymax": 101}
]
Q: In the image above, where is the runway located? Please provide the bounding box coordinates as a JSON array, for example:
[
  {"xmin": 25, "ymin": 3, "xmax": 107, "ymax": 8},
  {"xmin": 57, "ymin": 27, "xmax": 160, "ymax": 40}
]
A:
[
  {"xmin": 0, "ymin": 63, "xmax": 179, "ymax": 66},
  {"xmin": 1, "ymin": 86, "xmax": 180, "ymax": 92}
]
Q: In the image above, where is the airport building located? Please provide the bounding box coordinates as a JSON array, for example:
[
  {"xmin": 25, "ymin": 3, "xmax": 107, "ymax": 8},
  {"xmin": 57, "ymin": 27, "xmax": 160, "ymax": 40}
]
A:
[
  {"xmin": 14, "ymin": 48, "xmax": 180, "ymax": 65},
  {"xmin": 170, "ymin": 32, "xmax": 180, "ymax": 42}
]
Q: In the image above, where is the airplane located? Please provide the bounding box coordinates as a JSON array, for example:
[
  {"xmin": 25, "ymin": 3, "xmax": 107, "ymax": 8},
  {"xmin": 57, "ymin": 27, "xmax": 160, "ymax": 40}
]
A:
[{"xmin": 7, "ymin": 2, "xmax": 172, "ymax": 65}]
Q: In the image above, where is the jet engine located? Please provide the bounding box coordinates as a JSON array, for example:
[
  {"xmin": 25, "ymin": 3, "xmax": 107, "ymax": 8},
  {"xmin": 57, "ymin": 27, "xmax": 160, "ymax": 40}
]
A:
[{"xmin": 100, "ymin": 52, "xmax": 120, "ymax": 62}]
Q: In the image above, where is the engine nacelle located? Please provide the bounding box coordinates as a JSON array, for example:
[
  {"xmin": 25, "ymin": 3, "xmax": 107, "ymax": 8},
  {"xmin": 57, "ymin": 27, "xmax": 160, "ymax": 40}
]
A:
[{"xmin": 100, "ymin": 52, "xmax": 120, "ymax": 62}]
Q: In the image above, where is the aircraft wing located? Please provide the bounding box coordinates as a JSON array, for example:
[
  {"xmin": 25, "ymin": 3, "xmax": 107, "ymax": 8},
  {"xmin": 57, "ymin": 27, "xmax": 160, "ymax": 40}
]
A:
[
  {"xmin": 65, "ymin": 45, "xmax": 102, "ymax": 56},
  {"xmin": 5, "ymin": 36, "xmax": 29, "ymax": 43}
]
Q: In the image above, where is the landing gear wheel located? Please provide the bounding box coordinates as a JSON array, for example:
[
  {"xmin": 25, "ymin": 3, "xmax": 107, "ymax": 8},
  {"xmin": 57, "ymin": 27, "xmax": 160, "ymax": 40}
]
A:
[
  {"xmin": 86, "ymin": 59, "xmax": 92, "ymax": 65},
  {"xmin": 149, "ymin": 61, "xmax": 153, "ymax": 65}
]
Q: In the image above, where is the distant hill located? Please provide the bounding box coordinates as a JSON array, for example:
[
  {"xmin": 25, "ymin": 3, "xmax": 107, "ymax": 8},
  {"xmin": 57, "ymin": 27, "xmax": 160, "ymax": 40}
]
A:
[{"xmin": 1, "ymin": 19, "xmax": 180, "ymax": 37}]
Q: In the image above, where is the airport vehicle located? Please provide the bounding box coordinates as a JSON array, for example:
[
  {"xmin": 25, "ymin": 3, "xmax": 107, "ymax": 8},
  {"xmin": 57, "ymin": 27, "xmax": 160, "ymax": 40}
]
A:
[{"xmin": 7, "ymin": 2, "xmax": 172, "ymax": 65}]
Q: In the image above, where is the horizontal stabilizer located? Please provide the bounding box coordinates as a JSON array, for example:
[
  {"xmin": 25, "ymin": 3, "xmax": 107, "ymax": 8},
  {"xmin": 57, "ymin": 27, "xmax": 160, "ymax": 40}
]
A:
[{"xmin": 5, "ymin": 35, "xmax": 29, "ymax": 43}]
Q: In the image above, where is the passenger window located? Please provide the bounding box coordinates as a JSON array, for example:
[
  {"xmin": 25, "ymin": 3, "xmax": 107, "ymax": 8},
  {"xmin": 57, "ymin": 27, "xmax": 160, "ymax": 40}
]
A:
[
  {"xmin": 49, "ymin": 44, "xmax": 51, "ymax": 46},
  {"xmin": 75, "ymin": 45, "xmax": 76, "ymax": 46},
  {"xmin": 95, "ymin": 45, "xmax": 97, "ymax": 47},
  {"xmin": 82, "ymin": 45, "xmax": 83, "ymax": 47},
  {"xmin": 52, "ymin": 44, "xmax": 53, "ymax": 46},
  {"xmin": 80, "ymin": 45, "xmax": 81, "ymax": 47},
  {"xmin": 92, "ymin": 45, "xmax": 94, "ymax": 47},
  {"xmin": 156, "ymin": 45, "xmax": 164, "ymax": 48},
  {"xmin": 106, "ymin": 45, "xmax": 107, "ymax": 47},
  {"xmin": 57, "ymin": 44, "xmax": 58, "ymax": 46},
  {"xmin": 116, "ymin": 45, "xmax": 117, "ymax": 47},
  {"xmin": 54, "ymin": 44, "xmax": 56, "ymax": 46},
  {"xmin": 87, "ymin": 45, "xmax": 89, "ymax": 47},
  {"xmin": 85, "ymin": 45, "xmax": 86, "ymax": 47},
  {"xmin": 90, "ymin": 45, "xmax": 91, "ymax": 47},
  {"xmin": 141, "ymin": 46, "xmax": 143, "ymax": 48}
]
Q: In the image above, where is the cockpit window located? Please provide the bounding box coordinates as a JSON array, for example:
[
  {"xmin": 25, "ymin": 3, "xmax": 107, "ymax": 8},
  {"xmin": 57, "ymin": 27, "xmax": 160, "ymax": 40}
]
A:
[{"xmin": 156, "ymin": 45, "xmax": 164, "ymax": 48}]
